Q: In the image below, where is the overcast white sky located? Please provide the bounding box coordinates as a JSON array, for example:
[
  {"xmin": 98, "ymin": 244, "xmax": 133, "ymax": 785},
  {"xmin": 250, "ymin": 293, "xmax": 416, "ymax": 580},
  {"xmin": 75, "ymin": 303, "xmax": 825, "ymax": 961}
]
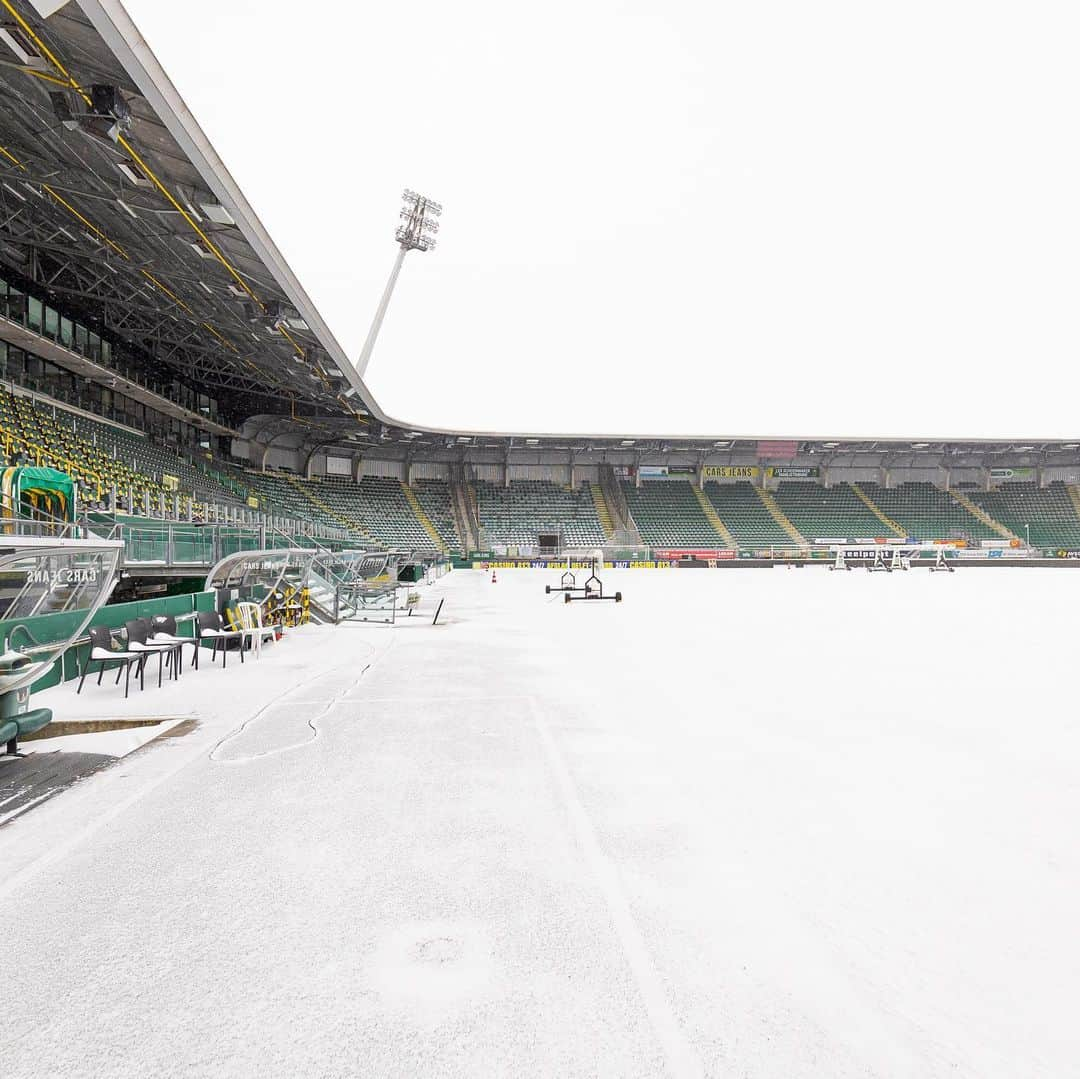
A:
[{"xmin": 123, "ymin": 0, "xmax": 1080, "ymax": 439}]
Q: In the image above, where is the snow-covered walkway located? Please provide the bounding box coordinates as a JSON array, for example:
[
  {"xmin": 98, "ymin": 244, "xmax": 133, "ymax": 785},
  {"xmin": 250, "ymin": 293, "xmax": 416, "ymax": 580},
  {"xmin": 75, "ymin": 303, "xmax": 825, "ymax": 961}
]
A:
[{"xmin": 1, "ymin": 567, "xmax": 1077, "ymax": 1077}]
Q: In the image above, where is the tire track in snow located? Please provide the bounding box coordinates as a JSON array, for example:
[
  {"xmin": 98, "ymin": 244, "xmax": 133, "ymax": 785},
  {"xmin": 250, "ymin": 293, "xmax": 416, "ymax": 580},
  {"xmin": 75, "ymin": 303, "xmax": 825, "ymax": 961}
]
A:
[{"xmin": 209, "ymin": 642, "xmax": 380, "ymax": 764}]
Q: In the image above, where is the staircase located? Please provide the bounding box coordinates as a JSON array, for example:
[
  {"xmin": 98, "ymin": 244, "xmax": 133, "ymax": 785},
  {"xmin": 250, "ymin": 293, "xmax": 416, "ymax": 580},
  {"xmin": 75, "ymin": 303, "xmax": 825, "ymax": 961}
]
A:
[
  {"xmin": 755, "ymin": 487, "xmax": 807, "ymax": 545},
  {"xmin": 299, "ymin": 569, "xmax": 341, "ymax": 625},
  {"xmin": 690, "ymin": 483, "xmax": 736, "ymax": 548},
  {"xmin": 465, "ymin": 481, "xmax": 481, "ymax": 545},
  {"xmin": 285, "ymin": 475, "xmax": 371, "ymax": 539},
  {"xmin": 590, "ymin": 483, "xmax": 615, "ymax": 542},
  {"xmin": 951, "ymin": 489, "xmax": 1021, "ymax": 542},
  {"xmin": 599, "ymin": 464, "xmax": 642, "ymax": 544},
  {"xmin": 851, "ymin": 483, "xmax": 905, "ymax": 537},
  {"xmin": 401, "ymin": 481, "xmax": 448, "ymax": 553},
  {"xmin": 449, "ymin": 466, "xmax": 479, "ymax": 553}
]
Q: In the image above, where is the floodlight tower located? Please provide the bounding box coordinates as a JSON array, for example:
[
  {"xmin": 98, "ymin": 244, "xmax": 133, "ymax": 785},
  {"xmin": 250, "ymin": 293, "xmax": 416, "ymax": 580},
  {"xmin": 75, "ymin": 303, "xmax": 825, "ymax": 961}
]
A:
[{"xmin": 355, "ymin": 189, "xmax": 441, "ymax": 379}]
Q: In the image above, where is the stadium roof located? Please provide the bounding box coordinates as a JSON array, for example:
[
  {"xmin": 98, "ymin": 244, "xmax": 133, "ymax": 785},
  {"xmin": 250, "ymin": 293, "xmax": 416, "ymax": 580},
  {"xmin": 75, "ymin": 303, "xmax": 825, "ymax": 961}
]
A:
[
  {"xmin": 0, "ymin": 1, "xmax": 1077, "ymax": 465},
  {"xmin": 0, "ymin": 0, "xmax": 363, "ymax": 427}
]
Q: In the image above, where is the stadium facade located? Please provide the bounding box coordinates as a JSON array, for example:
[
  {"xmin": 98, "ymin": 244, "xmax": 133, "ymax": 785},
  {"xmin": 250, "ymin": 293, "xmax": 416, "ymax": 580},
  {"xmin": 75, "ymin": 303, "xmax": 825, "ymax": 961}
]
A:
[{"xmin": 1, "ymin": 1, "xmax": 1079, "ymax": 567}]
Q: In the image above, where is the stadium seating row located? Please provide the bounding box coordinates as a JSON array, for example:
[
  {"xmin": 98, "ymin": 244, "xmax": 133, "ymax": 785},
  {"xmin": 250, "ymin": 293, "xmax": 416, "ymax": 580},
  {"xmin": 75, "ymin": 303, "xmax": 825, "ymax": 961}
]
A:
[
  {"xmin": 620, "ymin": 478, "xmax": 1079, "ymax": 549},
  {"xmin": 7, "ymin": 385, "xmax": 1080, "ymax": 553},
  {"xmin": 474, "ymin": 480, "xmax": 606, "ymax": 548},
  {"xmin": 966, "ymin": 481, "xmax": 1080, "ymax": 548},
  {"xmin": 0, "ymin": 388, "xmax": 244, "ymax": 511}
]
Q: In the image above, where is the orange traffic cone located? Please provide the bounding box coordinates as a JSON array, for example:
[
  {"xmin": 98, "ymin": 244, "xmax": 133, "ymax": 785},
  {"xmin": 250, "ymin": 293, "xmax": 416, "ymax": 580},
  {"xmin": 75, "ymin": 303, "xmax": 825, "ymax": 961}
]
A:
[{"xmin": 491, "ymin": 569, "xmax": 497, "ymax": 583}]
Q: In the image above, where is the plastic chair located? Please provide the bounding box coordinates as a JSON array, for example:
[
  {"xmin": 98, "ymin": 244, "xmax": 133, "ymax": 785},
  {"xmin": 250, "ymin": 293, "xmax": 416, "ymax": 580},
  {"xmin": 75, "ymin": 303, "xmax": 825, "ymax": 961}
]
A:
[
  {"xmin": 149, "ymin": 614, "xmax": 202, "ymax": 671},
  {"xmin": 77, "ymin": 625, "xmax": 146, "ymax": 699},
  {"xmin": 234, "ymin": 602, "xmax": 277, "ymax": 658},
  {"xmin": 196, "ymin": 610, "xmax": 247, "ymax": 668},
  {"xmin": 125, "ymin": 618, "xmax": 181, "ymax": 688}
]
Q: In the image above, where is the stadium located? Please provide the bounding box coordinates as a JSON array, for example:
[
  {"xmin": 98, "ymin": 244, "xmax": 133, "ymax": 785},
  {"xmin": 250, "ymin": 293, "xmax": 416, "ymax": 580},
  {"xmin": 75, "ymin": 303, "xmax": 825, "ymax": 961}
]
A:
[{"xmin": 1, "ymin": 2, "xmax": 1077, "ymax": 1077}]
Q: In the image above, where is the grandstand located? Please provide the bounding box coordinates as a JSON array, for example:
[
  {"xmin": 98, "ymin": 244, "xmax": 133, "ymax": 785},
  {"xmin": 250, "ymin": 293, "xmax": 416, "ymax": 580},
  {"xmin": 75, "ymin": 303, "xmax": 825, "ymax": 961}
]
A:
[
  {"xmin": 0, "ymin": 2, "xmax": 1073, "ymax": 568},
  {"xmin": 0, "ymin": 0, "xmax": 1076, "ymax": 563}
]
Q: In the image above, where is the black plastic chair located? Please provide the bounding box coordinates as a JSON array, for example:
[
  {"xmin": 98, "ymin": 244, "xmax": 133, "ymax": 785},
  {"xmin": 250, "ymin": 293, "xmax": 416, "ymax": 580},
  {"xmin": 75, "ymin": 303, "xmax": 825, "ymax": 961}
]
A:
[
  {"xmin": 125, "ymin": 618, "xmax": 181, "ymax": 688},
  {"xmin": 196, "ymin": 610, "xmax": 248, "ymax": 668},
  {"xmin": 77, "ymin": 625, "xmax": 146, "ymax": 699},
  {"xmin": 149, "ymin": 614, "xmax": 202, "ymax": 671}
]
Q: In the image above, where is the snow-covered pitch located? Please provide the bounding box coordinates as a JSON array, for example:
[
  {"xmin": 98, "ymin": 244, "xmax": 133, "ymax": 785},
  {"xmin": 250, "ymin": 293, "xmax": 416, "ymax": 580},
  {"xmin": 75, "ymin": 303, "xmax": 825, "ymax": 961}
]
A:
[{"xmin": 2, "ymin": 566, "xmax": 1076, "ymax": 1077}]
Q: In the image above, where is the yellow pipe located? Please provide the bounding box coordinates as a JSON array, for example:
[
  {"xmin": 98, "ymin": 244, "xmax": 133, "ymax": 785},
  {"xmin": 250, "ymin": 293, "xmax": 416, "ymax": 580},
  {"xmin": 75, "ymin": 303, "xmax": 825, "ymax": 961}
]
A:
[
  {"xmin": 8, "ymin": 65, "xmax": 69, "ymax": 88},
  {"xmin": 277, "ymin": 323, "xmax": 306, "ymax": 359},
  {"xmin": 41, "ymin": 183, "xmax": 129, "ymax": 259},
  {"xmin": 141, "ymin": 269, "xmax": 194, "ymax": 315},
  {"xmin": 202, "ymin": 322, "xmax": 239, "ymax": 354},
  {"xmin": 0, "ymin": 0, "xmax": 85, "ymax": 102},
  {"xmin": 0, "ymin": 145, "xmax": 26, "ymax": 169}
]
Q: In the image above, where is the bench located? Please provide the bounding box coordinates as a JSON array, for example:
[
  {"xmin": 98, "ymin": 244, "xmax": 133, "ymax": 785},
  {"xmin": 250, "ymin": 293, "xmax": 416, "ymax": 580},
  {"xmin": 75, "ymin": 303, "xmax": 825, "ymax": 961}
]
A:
[{"xmin": 3, "ymin": 707, "xmax": 53, "ymax": 755}]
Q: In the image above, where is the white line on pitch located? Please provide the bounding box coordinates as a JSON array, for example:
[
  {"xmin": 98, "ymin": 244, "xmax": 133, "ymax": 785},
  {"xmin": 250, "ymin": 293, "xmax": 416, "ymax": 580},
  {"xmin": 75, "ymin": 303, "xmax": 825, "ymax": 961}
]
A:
[{"xmin": 529, "ymin": 696, "xmax": 705, "ymax": 1079}]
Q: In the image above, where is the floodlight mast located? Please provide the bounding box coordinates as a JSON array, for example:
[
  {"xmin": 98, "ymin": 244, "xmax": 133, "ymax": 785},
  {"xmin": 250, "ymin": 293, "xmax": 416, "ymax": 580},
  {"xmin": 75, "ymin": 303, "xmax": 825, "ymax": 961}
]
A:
[{"xmin": 355, "ymin": 190, "xmax": 441, "ymax": 379}]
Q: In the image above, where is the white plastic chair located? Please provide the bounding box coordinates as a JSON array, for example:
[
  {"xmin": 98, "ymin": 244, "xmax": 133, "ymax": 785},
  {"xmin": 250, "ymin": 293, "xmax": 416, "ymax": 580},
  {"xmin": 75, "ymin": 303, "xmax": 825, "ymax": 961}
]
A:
[{"xmin": 235, "ymin": 602, "xmax": 277, "ymax": 658}]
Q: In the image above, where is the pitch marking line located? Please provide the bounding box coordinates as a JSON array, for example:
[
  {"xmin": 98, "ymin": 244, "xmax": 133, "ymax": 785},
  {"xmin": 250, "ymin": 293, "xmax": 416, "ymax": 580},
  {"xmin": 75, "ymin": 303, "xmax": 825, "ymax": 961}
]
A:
[{"xmin": 529, "ymin": 695, "xmax": 705, "ymax": 1079}]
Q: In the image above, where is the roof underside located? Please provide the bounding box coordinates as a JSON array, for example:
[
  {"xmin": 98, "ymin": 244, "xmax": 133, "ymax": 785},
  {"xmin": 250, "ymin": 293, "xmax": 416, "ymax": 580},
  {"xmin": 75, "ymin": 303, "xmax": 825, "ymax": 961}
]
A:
[{"xmin": 0, "ymin": 0, "xmax": 361, "ymax": 423}]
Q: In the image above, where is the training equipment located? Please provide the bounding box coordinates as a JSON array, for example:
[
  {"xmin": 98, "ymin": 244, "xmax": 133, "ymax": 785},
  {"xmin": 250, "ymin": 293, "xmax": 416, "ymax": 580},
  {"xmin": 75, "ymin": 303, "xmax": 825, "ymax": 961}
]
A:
[
  {"xmin": 546, "ymin": 568, "xmax": 584, "ymax": 594},
  {"xmin": 544, "ymin": 558, "xmax": 589, "ymax": 595},
  {"xmin": 828, "ymin": 542, "xmax": 958, "ymax": 572},
  {"xmin": 562, "ymin": 558, "xmax": 622, "ymax": 604},
  {"xmin": 928, "ymin": 546, "xmax": 956, "ymax": 572}
]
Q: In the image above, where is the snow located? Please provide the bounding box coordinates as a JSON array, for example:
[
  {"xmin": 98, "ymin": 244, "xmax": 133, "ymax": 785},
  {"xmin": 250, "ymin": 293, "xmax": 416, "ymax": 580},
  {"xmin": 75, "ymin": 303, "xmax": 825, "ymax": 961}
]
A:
[{"xmin": 1, "ymin": 566, "xmax": 1078, "ymax": 1077}]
